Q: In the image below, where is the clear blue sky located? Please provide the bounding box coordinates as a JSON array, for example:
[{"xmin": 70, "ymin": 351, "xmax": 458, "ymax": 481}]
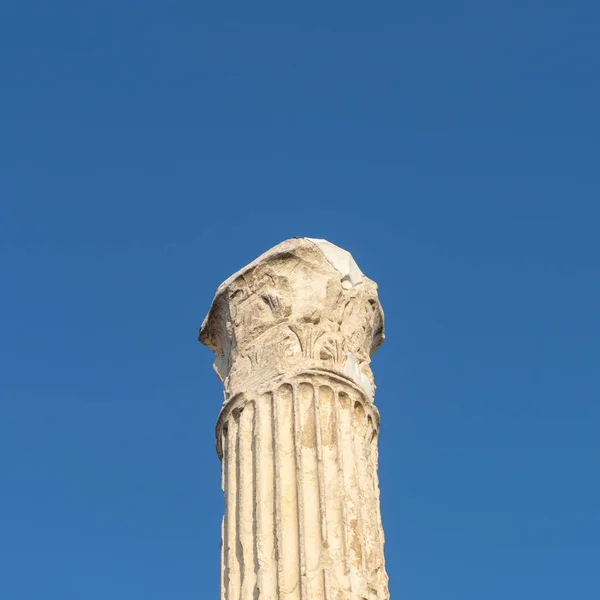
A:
[{"xmin": 1, "ymin": 2, "xmax": 599, "ymax": 598}]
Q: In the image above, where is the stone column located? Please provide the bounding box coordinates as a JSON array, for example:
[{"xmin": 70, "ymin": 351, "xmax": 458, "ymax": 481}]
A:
[{"xmin": 199, "ymin": 238, "xmax": 389, "ymax": 600}]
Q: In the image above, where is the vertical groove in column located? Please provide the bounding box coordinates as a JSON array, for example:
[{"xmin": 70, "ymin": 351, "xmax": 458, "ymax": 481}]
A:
[
  {"xmin": 271, "ymin": 391, "xmax": 282, "ymax": 598},
  {"xmin": 225, "ymin": 414, "xmax": 241, "ymax": 600},
  {"xmin": 238, "ymin": 402, "xmax": 256, "ymax": 599},
  {"xmin": 221, "ymin": 515, "xmax": 226, "ymax": 600},
  {"xmin": 235, "ymin": 413, "xmax": 243, "ymax": 597},
  {"xmin": 275, "ymin": 384, "xmax": 300, "ymax": 599},
  {"xmin": 361, "ymin": 417, "xmax": 378, "ymax": 598},
  {"xmin": 364, "ymin": 415, "xmax": 384, "ymax": 595},
  {"xmin": 292, "ymin": 385, "xmax": 307, "ymax": 600},
  {"xmin": 298, "ymin": 382, "xmax": 325, "ymax": 599},
  {"xmin": 272, "ymin": 389, "xmax": 283, "ymax": 599},
  {"xmin": 220, "ymin": 427, "xmax": 227, "ymax": 600},
  {"xmin": 329, "ymin": 387, "xmax": 349, "ymax": 592},
  {"xmin": 255, "ymin": 392, "xmax": 277, "ymax": 600},
  {"xmin": 370, "ymin": 428, "xmax": 388, "ymax": 598},
  {"xmin": 312, "ymin": 385, "xmax": 330, "ymax": 600},
  {"xmin": 337, "ymin": 390, "xmax": 365, "ymax": 596},
  {"xmin": 354, "ymin": 400, "xmax": 377, "ymax": 596}
]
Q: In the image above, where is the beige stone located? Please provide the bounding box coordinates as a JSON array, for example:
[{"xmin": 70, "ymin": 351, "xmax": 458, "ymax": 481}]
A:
[{"xmin": 199, "ymin": 238, "xmax": 389, "ymax": 599}]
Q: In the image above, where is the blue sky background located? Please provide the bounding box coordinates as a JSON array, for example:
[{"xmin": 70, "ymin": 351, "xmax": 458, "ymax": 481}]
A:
[{"xmin": 1, "ymin": 1, "xmax": 599, "ymax": 598}]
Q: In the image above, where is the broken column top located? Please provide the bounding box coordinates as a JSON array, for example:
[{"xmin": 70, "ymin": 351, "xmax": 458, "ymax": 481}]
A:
[{"xmin": 199, "ymin": 238, "xmax": 384, "ymax": 400}]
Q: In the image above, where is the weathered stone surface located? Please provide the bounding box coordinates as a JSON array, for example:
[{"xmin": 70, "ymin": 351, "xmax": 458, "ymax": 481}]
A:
[{"xmin": 199, "ymin": 238, "xmax": 389, "ymax": 599}]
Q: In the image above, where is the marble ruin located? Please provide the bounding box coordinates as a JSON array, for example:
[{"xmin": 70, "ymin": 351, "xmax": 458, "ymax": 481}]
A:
[{"xmin": 199, "ymin": 237, "xmax": 389, "ymax": 599}]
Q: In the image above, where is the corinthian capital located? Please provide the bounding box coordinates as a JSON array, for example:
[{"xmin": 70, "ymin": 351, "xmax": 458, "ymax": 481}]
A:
[{"xmin": 199, "ymin": 237, "xmax": 384, "ymax": 402}]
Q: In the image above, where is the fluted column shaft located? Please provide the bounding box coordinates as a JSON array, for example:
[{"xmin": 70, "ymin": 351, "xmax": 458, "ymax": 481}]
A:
[{"xmin": 199, "ymin": 238, "xmax": 390, "ymax": 599}]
